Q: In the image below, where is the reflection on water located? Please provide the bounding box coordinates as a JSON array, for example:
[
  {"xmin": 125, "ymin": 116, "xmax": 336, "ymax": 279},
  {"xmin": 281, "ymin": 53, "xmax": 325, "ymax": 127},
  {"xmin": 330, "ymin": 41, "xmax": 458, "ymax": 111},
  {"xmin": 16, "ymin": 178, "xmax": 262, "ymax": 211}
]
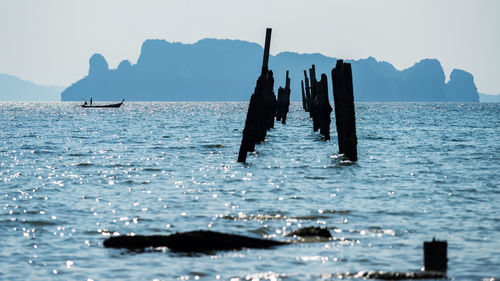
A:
[{"xmin": 0, "ymin": 102, "xmax": 499, "ymax": 280}]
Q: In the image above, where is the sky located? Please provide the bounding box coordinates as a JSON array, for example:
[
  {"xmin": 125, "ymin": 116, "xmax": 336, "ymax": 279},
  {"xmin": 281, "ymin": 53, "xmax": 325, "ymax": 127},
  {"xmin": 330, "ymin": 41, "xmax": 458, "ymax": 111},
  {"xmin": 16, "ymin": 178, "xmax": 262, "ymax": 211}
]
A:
[{"xmin": 0, "ymin": 0, "xmax": 499, "ymax": 94}]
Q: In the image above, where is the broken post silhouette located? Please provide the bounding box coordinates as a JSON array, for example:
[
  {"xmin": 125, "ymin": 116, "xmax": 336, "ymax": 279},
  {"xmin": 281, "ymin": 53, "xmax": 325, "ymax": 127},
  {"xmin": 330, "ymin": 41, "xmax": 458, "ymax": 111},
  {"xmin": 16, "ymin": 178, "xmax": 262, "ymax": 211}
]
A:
[
  {"xmin": 282, "ymin": 70, "xmax": 291, "ymax": 124},
  {"xmin": 332, "ymin": 59, "xmax": 358, "ymax": 161},
  {"xmin": 276, "ymin": 71, "xmax": 291, "ymax": 124},
  {"xmin": 301, "ymin": 80, "xmax": 307, "ymax": 111},
  {"xmin": 424, "ymin": 239, "xmax": 447, "ymax": 272},
  {"xmin": 309, "ymin": 65, "xmax": 320, "ymax": 132},
  {"xmin": 238, "ymin": 28, "xmax": 276, "ymax": 163},
  {"xmin": 304, "ymin": 70, "xmax": 312, "ymax": 115},
  {"xmin": 301, "ymin": 65, "xmax": 332, "ymax": 141},
  {"xmin": 261, "ymin": 28, "xmax": 271, "ymax": 74},
  {"xmin": 317, "ymin": 73, "xmax": 332, "ymax": 140},
  {"xmin": 276, "ymin": 87, "xmax": 285, "ymax": 121}
]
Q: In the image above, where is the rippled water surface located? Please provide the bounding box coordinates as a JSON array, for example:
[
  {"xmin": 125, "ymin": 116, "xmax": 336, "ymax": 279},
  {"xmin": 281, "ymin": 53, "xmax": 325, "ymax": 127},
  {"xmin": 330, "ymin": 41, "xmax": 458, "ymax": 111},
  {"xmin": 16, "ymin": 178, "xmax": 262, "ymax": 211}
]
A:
[{"xmin": 1, "ymin": 102, "xmax": 499, "ymax": 280}]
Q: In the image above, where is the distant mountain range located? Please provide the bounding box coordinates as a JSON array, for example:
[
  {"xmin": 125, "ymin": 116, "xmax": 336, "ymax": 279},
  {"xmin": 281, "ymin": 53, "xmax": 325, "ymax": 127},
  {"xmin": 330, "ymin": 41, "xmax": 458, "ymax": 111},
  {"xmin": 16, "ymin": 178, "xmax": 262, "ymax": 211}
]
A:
[
  {"xmin": 1, "ymin": 38, "xmax": 495, "ymax": 102},
  {"xmin": 60, "ymin": 38, "xmax": 482, "ymax": 102},
  {"xmin": 0, "ymin": 73, "xmax": 63, "ymax": 101},
  {"xmin": 478, "ymin": 93, "xmax": 500, "ymax": 102}
]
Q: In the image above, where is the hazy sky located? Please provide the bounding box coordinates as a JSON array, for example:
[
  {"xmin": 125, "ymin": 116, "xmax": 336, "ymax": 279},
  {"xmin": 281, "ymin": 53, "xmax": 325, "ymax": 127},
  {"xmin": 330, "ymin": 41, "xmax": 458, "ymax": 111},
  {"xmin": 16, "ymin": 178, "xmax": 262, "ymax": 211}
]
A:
[{"xmin": 1, "ymin": 0, "xmax": 499, "ymax": 93}]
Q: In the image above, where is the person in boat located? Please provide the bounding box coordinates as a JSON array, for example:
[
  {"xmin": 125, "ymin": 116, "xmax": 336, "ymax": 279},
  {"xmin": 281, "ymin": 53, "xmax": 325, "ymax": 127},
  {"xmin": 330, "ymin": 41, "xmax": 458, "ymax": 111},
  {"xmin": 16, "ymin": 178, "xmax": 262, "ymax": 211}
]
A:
[
  {"xmin": 83, "ymin": 101, "xmax": 88, "ymax": 106},
  {"xmin": 90, "ymin": 98, "xmax": 93, "ymax": 106}
]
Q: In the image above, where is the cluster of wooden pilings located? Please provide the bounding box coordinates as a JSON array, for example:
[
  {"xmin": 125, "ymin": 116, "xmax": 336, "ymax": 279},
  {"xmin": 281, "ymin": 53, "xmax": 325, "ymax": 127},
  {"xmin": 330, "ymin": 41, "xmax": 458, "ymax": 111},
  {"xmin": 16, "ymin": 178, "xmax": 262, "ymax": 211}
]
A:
[
  {"xmin": 301, "ymin": 60, "xmax": 358, "ymax": 161},
  {"xmin": 238, "ymin": 28, "xmax": 357, "ymax": 163},
  {"xmin": 301, "ymin": 65, "xmax": 333, "ymax": 140},
  {"xmin": 275, "ymin": 71, "xmax": 291, "ymax": 124},
  {"xmin": 238, "ymin": 28, "xmax": 277, "ymax": 163}
]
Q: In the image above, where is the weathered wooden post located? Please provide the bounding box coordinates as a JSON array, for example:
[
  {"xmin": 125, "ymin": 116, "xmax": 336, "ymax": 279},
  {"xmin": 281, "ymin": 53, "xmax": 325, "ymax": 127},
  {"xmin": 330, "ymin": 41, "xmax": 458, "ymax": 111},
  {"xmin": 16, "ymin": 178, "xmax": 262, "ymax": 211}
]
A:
[
  {"xmin": 318, "ymin": 73, "xmax": 332, "ymax": 140},
  {"xmin": 275, "ymin": 71, "xmax": 291, "ymax": 124},
  {"xmin": 304, "ymin": 70, "xmax": 312, "ymax": 116},
  {"xmin": 261, "ymin": 28, "xmax": 272, "ymax": 74},
  {"xmin": 261, "ymin": 28, "xmax": 276, "ymax": 136},
  {"xmin": 301, "ymin": 80, "xmax": 307, "ymax": 111},
  {"xmin": 309, "ymin": 65, "xmax": 320, "ymax": 132},
  {"xmin": 310, "ymin": 65, "xmax": 317, "ymax": 97},
  {"xmin": 281, "ymin": 70, "xmax": 291, "ymax": 124},
  {"xmin": 424, "ymin": 239, "xmax": 448, "ymax": 272},
  {"xmin": 261, "ymin": 70, "xmax": 276, "ymax": 136},
  {"xmin": 331, "ymin": 59, "xmax": 357, "ymax": 161},
  {"xmin": 285, "ymin": 71, "xmax": 290, "ymax": 90},
  {"xmin": 276, "ymin": 86, "xmax": 284, "ymax": 121},
  {"xmin": 238, "ymin": 28, "xmax": 275, "ymax": 163}
]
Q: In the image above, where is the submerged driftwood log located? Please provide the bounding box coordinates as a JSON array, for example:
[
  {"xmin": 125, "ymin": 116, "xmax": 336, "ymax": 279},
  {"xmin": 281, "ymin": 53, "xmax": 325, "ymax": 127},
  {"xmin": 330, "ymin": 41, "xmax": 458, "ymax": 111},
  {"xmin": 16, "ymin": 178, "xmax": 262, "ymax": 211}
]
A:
[
  {"xmin": 103, "ymin": 229, "xmax": 447, "ymax": 279},
  {"xmin": 332, "ymin": 59, "xmax": 358, "ymax": 161},
  {"xmin": 103, "ymin": 230, "xmax": 286, "ymax": 251},
  {"xmin": 103, "ymin": 227, "xmax": 330, "ymax": 251},
  {"xmin": 238, "ymin": 28, "xmax": 276, "ymax": 163}
]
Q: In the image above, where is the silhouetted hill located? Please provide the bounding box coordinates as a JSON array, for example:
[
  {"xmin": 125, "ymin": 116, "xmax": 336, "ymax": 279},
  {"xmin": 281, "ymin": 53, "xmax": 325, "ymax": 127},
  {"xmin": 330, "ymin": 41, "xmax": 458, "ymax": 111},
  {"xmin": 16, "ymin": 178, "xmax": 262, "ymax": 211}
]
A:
[
  {"xmin": 445, "ymin": 69, "xmax": 479, "ymax": 102},
  {"xmin": 0, "ymin": 74, "xmax": 63, "ymax": 101},
  {"xmin": 61, "ymin": 39, "xmax": 480, "ymax": 102}
]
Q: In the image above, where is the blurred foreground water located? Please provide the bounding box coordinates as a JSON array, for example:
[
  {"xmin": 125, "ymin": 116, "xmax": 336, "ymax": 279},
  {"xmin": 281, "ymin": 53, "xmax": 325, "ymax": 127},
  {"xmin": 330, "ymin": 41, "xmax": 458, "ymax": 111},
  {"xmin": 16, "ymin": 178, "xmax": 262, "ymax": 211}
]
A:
[{"xmin": 0, "ymin": 102, "xmax": 498, "ymax": 280}]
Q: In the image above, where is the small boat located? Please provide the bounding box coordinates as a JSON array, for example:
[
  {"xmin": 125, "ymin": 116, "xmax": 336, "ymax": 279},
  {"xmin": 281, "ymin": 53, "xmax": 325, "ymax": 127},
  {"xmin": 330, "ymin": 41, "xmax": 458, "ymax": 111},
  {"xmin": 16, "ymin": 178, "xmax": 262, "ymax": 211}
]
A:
[{"xmin": 81, "ymin": 99, "xmax": 124, "ymax": 108}]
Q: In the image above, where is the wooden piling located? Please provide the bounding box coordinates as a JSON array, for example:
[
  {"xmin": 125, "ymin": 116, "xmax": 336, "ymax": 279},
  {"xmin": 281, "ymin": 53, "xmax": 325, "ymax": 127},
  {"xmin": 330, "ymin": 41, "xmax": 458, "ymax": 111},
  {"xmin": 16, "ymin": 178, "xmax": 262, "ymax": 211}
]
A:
[
  {"xmin": 282, "ymin": 70, "xmax": 291, "ymax": 124},
  {"xmin": 275, "ymin": 71, "xmax": 291, "ymax": 124},
  {"xmin": 238, "ymin": 28, "xmax": 276, "ymax": 163},
  {"xmin": 309, "ymin": 65, "xmax": 320, "ymax": 132},
  {"xmin": 424, "ymin": 239, "xmax": 447, "ymax": 272},
  {"xmin": 261, "ymin": 70, "xmax": 276, "ymax": 135},
  {"xmin": 318, "ymin": 74, "xmax": 332, "ymax": 140},
  {"xmin": 304, "ymin": 70, "xmax": 312, "ymax": 115},
  {"xmin": 302, "ymin": 66, "xmax": 332, "ymax": 141},
  {"xmin": 309, "ymin": 65, "xmax": 317, "ymax": 102},
  {"xmin": 276, "ymin": 86, "xmax": 284, "ymax": 122},
  {"xmin": 261, "ymin": 28, "xmax": 272, "ymax": 74},
  {"xmin": 331, "ymin": 59, "xmax": 357, "ymax": 161},
  {"xmin": 301, "ymin": 80, "xmax": 307, "ymax": 111}
]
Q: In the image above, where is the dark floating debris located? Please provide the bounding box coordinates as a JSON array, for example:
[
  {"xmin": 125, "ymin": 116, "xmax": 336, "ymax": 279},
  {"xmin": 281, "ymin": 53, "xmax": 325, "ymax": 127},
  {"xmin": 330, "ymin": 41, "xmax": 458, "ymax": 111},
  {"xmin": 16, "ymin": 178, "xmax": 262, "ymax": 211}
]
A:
[
  {"xmin": 103, "ymin": 227, "xmax": 333, "ymax": 251},
  {"xmin": 104, "ymin": 227, "xmax": 336, "ymax": 252},
  {"xmin": 103, "ymin": 230, "xmax": 448, "ymax": 279},
  {"xmin": 238, "ymin": 28, "xmax": 277, "ymax": 163},
  {"xmin": 285, "ymin": 226, "xmax": 332, "ymax": 239},
  {"xmin": 103, "ymin": 230, "xmax": 286, "ymax": 251},
  {"xmin": 327, "ymin": 270, "xmax": 446, "ymax": 280}
]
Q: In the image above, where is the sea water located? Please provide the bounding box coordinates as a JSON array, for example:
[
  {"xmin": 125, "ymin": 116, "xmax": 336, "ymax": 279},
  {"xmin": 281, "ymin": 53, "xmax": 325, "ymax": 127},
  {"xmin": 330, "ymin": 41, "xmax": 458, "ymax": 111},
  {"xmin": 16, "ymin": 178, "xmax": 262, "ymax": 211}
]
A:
[{"xmin": 0, "ymin": 102, "xmax": 498, "ymax": 280}]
